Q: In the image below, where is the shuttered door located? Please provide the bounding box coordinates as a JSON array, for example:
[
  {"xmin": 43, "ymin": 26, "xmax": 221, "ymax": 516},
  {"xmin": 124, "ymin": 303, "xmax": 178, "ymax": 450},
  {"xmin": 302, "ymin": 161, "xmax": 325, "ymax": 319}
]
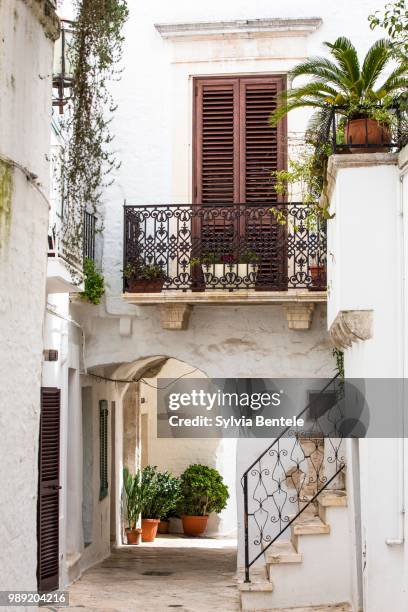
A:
[
  {"xmin": 239, "ymin": 78, "xmax": 287, "ymax": 289},
  {"xmin": 38, "ymin": 388, "xmax": 61, "ymax": 592},
  {"xmin": 193, "ymin": 75, "xmax": 287, "ymax": 289}
]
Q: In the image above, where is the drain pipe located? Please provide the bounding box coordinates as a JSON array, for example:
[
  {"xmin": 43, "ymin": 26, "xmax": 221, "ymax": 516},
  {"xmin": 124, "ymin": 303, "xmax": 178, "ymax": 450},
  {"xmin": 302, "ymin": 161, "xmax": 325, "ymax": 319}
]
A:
[{"xmin": 385, "ymin": 164, "xmax": 407, "ymax": 547}]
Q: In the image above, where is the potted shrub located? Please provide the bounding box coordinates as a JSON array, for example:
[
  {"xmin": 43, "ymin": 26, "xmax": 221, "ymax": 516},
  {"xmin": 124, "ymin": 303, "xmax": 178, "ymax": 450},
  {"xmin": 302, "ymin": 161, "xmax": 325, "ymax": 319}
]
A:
[
  {"xmin": 122, "ymin": 467, "xmax": 143, "ymax": 545},
  {"xmin": 308, "ymin": 257, "xmax": 326, "ymax": 291},
  {"xmin": 124, "ymin": 261, "xmax": 166, "ymax": 293},
  {"xmin": 156, "ymin": 471, "xmax": 181, "ymax": 534},
  {"xmin": 140, "ymin": 465, "xmax": 161, "ymax": 542},
  {"xmin": 199, "ymin": 253, "xmax": 241, "ymax": 288},
  {"xmin": 238, "ymin": 250, "xmax": 260, "ymax": 287},
  {"xmin": 270, "ymin": 37, "xmax": 407, "ymax": 153},
  {"xmin": 178, "ymin": 464, "xmax": 229, "ymax": 536}
]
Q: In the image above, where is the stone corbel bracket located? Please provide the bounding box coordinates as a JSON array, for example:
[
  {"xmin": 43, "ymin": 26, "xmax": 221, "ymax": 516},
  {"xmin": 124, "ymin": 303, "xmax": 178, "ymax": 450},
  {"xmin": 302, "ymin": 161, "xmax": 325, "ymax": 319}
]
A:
[
  {"xmin": 159, "ymin": 304, "xmax": 192, "ymax": 330},
  {"xmin": 285, "ymin": 303, "xmax": 315, "ymax": 330},
  {"xmin": 329, "ymin": 310, "xmax": 373, "ymax": 350}
]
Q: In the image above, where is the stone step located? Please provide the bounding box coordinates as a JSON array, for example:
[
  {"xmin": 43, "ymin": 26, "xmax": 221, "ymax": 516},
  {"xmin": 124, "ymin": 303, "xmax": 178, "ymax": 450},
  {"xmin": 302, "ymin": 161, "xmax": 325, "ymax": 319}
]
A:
[
  {"xmin": 238, "ymin": 565, "xmax": 274, "ymax": 593},
  {"xmin": 317, "ymin": 490, "xmax": 347, "ymax": 508},
  {"xmin": 291, "ymin": 515, "xmax": 330, "ymax": 536},
  {"xmin": 265, "ymin": 540, "xmax": 303, "ymax": 565},
  {"xmin": 267, "ymin": 603, "xmax": 352, "ymax": 611}
]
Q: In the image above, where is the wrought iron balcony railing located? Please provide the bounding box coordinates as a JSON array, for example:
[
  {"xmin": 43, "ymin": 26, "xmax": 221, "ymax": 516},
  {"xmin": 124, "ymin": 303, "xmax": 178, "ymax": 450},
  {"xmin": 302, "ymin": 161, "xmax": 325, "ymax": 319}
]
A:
[{"xmin": 123, "ymin": 203, "xmax": 326, "ymax": 293}]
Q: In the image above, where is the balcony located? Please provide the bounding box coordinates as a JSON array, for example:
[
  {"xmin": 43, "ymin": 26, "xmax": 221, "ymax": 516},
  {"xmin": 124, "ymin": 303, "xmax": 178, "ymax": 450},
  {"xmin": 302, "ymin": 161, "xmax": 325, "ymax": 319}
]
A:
[
  {"xmin": 123, "ymin": 203, "xmax": 326, "ymax": 329},
  {"xmin": 47, "ymin": 211, "xmax": 96, "ymax": 293}
]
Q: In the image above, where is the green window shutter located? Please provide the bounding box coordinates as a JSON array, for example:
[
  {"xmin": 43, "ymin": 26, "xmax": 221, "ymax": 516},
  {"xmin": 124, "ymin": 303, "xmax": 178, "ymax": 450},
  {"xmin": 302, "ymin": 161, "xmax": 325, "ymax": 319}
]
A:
[{"xmin": 99, "ymin": 400, "xmax": 108, "ymax": 500}]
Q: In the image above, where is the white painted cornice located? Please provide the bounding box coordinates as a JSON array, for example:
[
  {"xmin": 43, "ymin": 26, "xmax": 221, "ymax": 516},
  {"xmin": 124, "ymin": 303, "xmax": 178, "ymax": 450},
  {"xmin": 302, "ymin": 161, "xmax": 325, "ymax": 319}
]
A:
[{"xmin": 155, "ymin": 17, "xmax": 322, "ymax": 41}]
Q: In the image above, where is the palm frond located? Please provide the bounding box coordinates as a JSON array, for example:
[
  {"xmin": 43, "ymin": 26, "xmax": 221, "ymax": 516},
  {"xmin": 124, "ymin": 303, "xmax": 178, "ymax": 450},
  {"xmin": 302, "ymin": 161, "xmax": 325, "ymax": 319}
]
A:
[
  {"xmin": 325, "ymin": 37, "xmax": 361, "ymax": 85},
  {"xmin": 376, "ymin": 63, "xmax": 408, "ymax": 94},
  {"xmin": 361, "ymin": 39, "xmax": 392, "ymax": 92},
  {"xmin": 290, "ymin": 57, "xmax": 351, "ymax": 92}
]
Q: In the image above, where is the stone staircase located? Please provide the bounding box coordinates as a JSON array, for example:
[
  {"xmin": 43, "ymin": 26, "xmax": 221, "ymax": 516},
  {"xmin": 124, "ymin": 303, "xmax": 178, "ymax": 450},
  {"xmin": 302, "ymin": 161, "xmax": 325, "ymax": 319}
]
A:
[{"xmin": 239, "ymin": 490, "xmax": 353, "ymax": 611}]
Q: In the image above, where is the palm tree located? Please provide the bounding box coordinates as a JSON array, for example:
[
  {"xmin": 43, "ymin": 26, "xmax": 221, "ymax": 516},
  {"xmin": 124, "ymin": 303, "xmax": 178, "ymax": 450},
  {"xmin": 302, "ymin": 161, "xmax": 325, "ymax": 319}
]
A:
[{"xmin": 270, "ymin": 37, "xmax": 408, "ymax": 135}]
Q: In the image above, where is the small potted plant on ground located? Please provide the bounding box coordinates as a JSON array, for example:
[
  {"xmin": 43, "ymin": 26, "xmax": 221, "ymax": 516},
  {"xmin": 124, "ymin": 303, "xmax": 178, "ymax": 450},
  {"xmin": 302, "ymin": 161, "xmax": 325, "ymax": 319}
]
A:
[
  {"xmin": 140, "ymin": 465, "xmax": 161, "ymax": 542},
  {"xmin": 156, "ymin": 471, "xmax": 182, "ymax": 534},
  {"xmin": 123, "ymin": 467, "xmax": 143, "ymax": 545},
  {"xmin": 178, "ymin": 464, "xmax": 229, "ymax": 536},
  {"xmin": 124, "ymin": 261, "xmax": 166, "ymax": 293}
]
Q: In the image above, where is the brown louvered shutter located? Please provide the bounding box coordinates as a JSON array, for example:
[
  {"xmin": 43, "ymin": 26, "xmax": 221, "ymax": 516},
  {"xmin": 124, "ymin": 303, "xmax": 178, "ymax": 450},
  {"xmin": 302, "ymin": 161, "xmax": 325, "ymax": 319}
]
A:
[
  {"xmin": 38, "ymin": 387, "xmax": 61, "ymax": 592},
  {"xmin": 239, "ymin": 77, "xmax": 287, "ymax": 289},
  {"xmin": 193, "ymin": 75, "xmax": 287, "ymax": 289},
  {"xmin": 239, "ymin": 77, "xmax": 285, "ymax": 203}
]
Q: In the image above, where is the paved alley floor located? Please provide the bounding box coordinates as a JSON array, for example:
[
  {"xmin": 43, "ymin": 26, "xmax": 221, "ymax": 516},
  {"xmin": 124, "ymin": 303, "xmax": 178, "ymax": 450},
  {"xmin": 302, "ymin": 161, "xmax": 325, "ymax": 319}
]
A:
[{"xmin": 66, "ymin": 535, "xmax": 239, "ymax": 612}]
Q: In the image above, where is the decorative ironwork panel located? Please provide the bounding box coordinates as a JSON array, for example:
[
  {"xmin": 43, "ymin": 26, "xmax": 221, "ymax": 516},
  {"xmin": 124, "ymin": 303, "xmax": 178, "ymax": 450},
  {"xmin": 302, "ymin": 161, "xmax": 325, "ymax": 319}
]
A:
[
  {"xmin": 242, "ymin": 375, "xmax": 346, "ymax": 582},
  {"xmin": 123, "ymin": 203, "xmax": 326, "ymax": 292}
]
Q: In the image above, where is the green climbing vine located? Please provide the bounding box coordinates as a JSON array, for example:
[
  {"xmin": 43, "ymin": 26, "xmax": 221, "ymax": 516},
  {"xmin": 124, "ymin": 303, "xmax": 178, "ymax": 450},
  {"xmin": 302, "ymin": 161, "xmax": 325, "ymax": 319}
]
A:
[{"xmin": 59, "ymin": 0, "xmax": 128, "ymax": 281}]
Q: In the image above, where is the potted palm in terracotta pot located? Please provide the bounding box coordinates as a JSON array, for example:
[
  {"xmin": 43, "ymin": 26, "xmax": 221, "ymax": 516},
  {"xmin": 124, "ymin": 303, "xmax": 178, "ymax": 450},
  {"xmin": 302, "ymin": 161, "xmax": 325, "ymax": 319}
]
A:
[
  {"xmin": 270, "ymin": 37, "xmax": 407, "ymax": 154},
  {"xmin": 123, "ymin": 467, "xmax": 143, "ymax": 545},
  {"xmin": 178, "ymin": 464, "xmax": 229, "ymax": 536}
]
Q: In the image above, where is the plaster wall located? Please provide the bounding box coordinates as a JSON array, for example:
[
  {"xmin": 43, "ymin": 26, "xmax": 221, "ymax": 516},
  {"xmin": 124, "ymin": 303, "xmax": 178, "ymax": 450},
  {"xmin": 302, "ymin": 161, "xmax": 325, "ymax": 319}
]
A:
[
  {"xmin": 326, "ymin": 149, "xmax": 408, "ymax": 612},
  {"xmin": 0, "ymin": 0, "xmax": 54, "ymax": 596}
]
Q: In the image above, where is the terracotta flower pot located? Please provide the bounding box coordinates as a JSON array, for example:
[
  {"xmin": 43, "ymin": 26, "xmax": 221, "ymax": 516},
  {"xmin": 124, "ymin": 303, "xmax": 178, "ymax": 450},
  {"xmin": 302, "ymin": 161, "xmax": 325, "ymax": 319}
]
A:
[
  {"xmin": 125, "ymin": 528, "xmax": 141, "ymax": 545},
  {"xmin": 181, "ymin": 515, "xmax": 209, "ymax": 537},
  {"xmin": 345, "ymin": 118, "xmax": 391, "ymax": 153},
  {"xmin": 141, "ymin": 518, "xmax": 160, "ymax": 542},
  {"xmin": 127, "ymin": 278, "xmax": 165, "ymax": 293},
  {"xmin": 158, "ymin": 520, "xmax": 170, "ymax": 534},
  {"xmin": 309, "ymin": 265, "xmax": 326, "ymax": 291}
]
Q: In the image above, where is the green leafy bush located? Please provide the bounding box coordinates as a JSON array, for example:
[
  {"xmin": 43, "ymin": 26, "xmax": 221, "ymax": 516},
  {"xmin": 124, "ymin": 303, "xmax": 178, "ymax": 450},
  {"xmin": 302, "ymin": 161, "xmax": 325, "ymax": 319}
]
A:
[
  {"xmin": 80, "ymin": 258, "xmax": 105, "ymax": 304},
  {"xmin": 178, "ymin": 464, "xmax": 229, "ymax": 517},
  {"xmin": 141, "ymin": 466, "xmax": 181, "ymax": 520}
]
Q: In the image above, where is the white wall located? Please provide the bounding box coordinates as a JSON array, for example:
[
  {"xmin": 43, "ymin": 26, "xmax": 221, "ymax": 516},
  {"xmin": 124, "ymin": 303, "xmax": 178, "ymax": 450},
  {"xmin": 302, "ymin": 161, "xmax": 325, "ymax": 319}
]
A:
[
  {"xmin": 326, "ymin": 149, "xmax": 408, "ymax": 612},
  {"xmin": 0, "ymin": 0, "xmax": 55, "ymax": 595}
]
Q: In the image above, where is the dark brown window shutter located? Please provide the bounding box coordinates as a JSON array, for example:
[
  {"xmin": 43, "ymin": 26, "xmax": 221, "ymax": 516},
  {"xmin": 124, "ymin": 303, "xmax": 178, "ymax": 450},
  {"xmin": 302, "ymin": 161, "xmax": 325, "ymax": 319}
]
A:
[
  {"xmin": 194, "ymin": 79, "xmax": 239, "ymax": 204},
  {"xmin": 194, "ymin": 75, "xmax": 286, "ymax": 203},
  {"xmin": 240, "ymin": 77, "xmax": 285, "ymax": 203},
  {"xmin": 99, "ymin": 400, "xmax": 108, "ymax": 500},
  {"xmin": 38, "ymin": 387, "xmax": 61, "ymax": 593}
]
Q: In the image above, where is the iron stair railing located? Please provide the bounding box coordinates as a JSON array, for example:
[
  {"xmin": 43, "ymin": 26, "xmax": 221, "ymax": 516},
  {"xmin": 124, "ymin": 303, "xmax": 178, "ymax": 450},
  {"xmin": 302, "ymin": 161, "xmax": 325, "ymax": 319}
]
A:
[{"xmin": 241, "ymin": 374, "xmax": 345, "ymax": 582}]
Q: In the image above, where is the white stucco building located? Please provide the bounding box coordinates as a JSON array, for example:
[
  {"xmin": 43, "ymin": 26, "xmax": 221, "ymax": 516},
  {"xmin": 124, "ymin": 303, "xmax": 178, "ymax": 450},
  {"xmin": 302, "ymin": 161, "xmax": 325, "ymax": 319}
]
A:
[{"xmin": 0, "ymin": 0, "xmax": 59, "ymax": 599}]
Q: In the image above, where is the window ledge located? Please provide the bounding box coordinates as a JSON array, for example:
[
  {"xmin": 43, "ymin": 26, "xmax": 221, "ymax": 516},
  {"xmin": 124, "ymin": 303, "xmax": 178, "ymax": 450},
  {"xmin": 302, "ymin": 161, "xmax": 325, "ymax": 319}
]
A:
[
  {"xmin": 155, "ymin": 17, "xmax": 322, "ymax": 41},
  {"xmin": 122, "ymin": 289, "xmax": 326, "ymax": 306}
]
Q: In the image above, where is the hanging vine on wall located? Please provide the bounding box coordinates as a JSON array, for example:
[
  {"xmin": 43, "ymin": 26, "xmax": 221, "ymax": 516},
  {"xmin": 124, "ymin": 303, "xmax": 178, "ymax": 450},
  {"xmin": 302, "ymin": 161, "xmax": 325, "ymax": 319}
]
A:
[{"xmin": 59, "ymin": 0, "xmax": 129, "ymax": 282}]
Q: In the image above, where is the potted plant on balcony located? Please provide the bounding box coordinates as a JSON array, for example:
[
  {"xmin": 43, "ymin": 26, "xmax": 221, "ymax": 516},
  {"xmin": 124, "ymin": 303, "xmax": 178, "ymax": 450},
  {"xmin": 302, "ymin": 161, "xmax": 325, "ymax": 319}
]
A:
[
  {"xmin": 123, "ymin": 467, "xmax": 143, "ymax": 545},
  {"xmin": 238, "ymin": 250, "xmax": 260, "ymax": 287},
  {"xmin": 270, "ymin": 37, "xmax": 407, "ymax": 153},
  {"xmin": 178, "ymin": 464, "xmax": 229, "ymax": 536},
  {"xmin": 124, "ymin": 261, "xmax": 166, "ymax": 293},
  {"xmin": 308, "ymin": 256, "xmax": 326, "ymax": 291}
]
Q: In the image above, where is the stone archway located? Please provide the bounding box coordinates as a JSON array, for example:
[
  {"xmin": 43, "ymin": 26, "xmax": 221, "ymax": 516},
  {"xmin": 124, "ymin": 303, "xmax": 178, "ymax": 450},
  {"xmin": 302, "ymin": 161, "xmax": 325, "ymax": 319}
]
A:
[{"xmin": 105, "ymin": 355, "xmax": 237, "ymax": 545}]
